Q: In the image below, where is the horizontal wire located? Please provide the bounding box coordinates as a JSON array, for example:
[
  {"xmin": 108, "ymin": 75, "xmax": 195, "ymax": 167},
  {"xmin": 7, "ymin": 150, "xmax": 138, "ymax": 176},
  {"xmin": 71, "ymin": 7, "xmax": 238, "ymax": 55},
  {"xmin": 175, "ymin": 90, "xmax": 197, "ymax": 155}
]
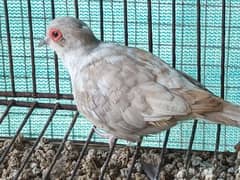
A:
[
  {"xmin": 0, "ymin": 99, "xmax": 76, "ymax": 110},
  {"xmin": 0, "ymin": 92, "xmax": 73, "ymax": 100}
]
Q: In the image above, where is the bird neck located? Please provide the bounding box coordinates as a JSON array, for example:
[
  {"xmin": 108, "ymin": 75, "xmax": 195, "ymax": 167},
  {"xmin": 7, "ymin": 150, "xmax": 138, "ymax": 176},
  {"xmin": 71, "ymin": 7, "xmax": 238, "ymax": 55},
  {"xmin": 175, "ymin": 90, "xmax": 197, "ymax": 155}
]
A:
[{"xmin": 62, "ymin": 41, "xmax": 102, "ymax": 74}]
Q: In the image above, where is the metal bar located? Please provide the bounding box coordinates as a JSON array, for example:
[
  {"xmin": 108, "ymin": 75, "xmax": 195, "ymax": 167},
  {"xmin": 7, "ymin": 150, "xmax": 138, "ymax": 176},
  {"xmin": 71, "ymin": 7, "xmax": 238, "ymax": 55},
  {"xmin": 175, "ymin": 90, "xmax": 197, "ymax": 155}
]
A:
[
  {"xmin": 0, "ymin": 91, "xmax": 73, "ymax": 99},
  {"xmin": 147, "ymin": 0, "xmax": 153, "ymax": 53},
  {"xmin": 184, "ymin": 120, "xmax": 198, "ymax": 170},
  {"xmin": 50, "ymin": 0, "xmax": 60, "ymax": 98},
  {"xmin": 14, "ymin": 104, "xmax": 59, "ymax": 180},
  {"xmin": 172, "ymin": 0, "xmax": 176, "ymax": 68},
  {"xmin": 155, "ymin": 1, "xmax": 176, "ymax": 177},
  {"xmin": 126, "ymin": 139, "xmax": 142, "ymax": 180},
  {"xmin": 99, "ymin": 0, "xmax": 104, "ymax": 41},
  {"xmin": 51, "ymin": 0, "xmax": 55, "ymax": 19},
  {"xmin": 27, "ymin": 0, "xmax": 37, "ymax": 96},
  {"xmin": 54, "ymin": 53, "xmax": 60, "ymax": 98},
  {"xmin": 0, "ymin": 99, "xmax": 76, "ymax": 111},
  {"xmin": 220, "ymin": 1, "xmax": 226, "ymax": 99},
  {"xmin": 0, "ymin": 102, "xmax": 37, "ymax": 165},
  {"xmin": 214, "ymin": 0, "xmax": 225, "ymax": 162},
  {"xmin": 70, "ymin": 126, "xmax": 95, "ymax": 180},
  {"xmin": 214, "ymin": 124, "xmax": 221, "ymax": 161},
  {"xmin": 74, "ymin": 0, "xmax": 79, "ymax": 19},
  {"xmin": 184, "ymin": 0, "xmax": 201, "ymax": 171},
  {"xmin": 0, "ymin": 100, "xmax": 14, "ymax": 124},
  {"xmin": 43, "ymin": 112, "xmax": 79, "ymax": 180},
  {"xmin": 155, "ymin": 129, "xmax": 170, "ymax": 179},
  {"xmin": 123, "ymin": 0, "xmax": 128, "ymax": 46},
  {"xmin": 196, "ymin": 0, "xmax": 201, "ymax": 83},
  {"xmin": 99, "ymin": 138, "xmax": 117, "ymax": 180},
  {"xmin": 3, "ymin": 0, "xmax": 15, "ymax": 95}
]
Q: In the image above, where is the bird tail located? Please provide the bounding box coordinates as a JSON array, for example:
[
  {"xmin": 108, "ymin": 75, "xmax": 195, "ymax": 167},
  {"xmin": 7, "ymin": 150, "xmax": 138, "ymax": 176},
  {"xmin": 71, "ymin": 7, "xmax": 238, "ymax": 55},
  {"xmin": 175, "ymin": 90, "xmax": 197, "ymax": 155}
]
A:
[{"xmin": 204, "ymin": 101, "xmax": 240, "ymax": 127}]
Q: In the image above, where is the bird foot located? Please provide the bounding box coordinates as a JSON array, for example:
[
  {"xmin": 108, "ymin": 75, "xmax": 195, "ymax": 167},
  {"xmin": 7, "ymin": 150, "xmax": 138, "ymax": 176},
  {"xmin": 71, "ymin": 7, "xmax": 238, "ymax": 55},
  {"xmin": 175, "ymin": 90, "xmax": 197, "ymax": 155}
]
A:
[{"xmin": 93, "ymin": 127, "xmax": 116, "ymax": 148}]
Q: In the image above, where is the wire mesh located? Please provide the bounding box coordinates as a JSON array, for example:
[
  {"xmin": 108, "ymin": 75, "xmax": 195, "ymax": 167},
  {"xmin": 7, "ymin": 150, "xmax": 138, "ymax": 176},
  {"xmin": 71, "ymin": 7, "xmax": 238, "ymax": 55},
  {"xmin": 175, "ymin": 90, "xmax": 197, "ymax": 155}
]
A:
[
  {"xmin": 0, "ymin": 0, "xmax": 240, "ymax": 179},
  {"xmin": 1, "ymin": 0, "xmax": 240, "ymax": 151}
]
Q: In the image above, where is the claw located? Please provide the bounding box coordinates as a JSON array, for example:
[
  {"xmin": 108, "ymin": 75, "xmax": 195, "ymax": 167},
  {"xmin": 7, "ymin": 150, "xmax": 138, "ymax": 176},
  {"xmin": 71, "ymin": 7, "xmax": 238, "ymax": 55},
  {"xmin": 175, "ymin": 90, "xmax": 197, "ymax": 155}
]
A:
[{"xmin": 93, "ymin": 127, "xmax": 116, "ymax": 148}]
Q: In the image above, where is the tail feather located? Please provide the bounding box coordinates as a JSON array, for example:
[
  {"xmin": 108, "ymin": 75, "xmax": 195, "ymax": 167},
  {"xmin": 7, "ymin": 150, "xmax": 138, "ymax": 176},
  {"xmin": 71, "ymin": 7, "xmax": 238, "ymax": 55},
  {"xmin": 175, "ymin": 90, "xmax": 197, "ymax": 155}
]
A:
[{"xmin": 205, "ymin": 101, "xmax": 240, "ymax": 127}]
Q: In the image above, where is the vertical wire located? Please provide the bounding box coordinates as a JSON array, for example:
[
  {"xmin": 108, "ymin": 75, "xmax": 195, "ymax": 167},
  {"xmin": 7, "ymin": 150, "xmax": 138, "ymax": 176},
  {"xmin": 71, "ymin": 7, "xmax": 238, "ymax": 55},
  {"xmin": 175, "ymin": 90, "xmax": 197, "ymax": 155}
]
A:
[
  {"xmin": 3, "ymin": 0, "xmax": 15, "ymax": 96},
  {"xmin": 27, "ymin": 0, "xmax": 37, "ymax": 96},
  {"xmin": 99, "ymin": 0, "xmax": 104, "ymax": 41},
  {"xmin": 214, "ymin": 0, "xmax": 226, "ymax": 162},
  {"xmin": 51, "ymin": 0, "xmax": 60, "ymax": 98},
  {"xmin": 74, "ymin": 0, "xmax": 79, "ymax": 19},
  {"xmin": 147, "ymin": 0, "xmax": 153, "ymax": 53},
  {"xmin": 155, "ymin": 130, "xmax": 170, "ymax": 179},
  {"xmin": 172, "ymin": 0, "xmax": 176, "ymax": 69},
  {"xmin": 123, "ymin": 0, "xmax": 128, "ymax": 46},
  {"xmin": 202, "ymin": 0, "xmax": 208, "ymax": 151},
  {"xmin": 220, "ymin": 1, "xmax": 226, "ymax": 100},
  {"xmin": 224, "ymin": 0, "xmax": 232, "ymax": 151},
  {"xmin": 155, "ymin": 0, "xmax": 177, "ymax": 178},
  {"xmin": 184, "ymin": 0, "xmax": 201, "ymax": 170}
]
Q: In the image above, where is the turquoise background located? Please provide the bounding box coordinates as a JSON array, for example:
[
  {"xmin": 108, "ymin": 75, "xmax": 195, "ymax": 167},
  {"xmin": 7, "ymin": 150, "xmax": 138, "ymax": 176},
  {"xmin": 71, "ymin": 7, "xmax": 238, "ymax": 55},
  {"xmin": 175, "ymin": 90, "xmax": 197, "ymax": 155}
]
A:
[{"xmin": 0, "ymin": 0, "xmax": 240, "ymax": 151}]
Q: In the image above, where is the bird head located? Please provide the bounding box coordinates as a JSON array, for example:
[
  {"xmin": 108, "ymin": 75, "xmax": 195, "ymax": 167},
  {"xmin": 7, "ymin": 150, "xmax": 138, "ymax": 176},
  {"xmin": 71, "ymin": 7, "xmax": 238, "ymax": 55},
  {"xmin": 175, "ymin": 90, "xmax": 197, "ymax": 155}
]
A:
[{"xmin": 39, "ymin": 16, "xmax": 99, "ymax": 59}]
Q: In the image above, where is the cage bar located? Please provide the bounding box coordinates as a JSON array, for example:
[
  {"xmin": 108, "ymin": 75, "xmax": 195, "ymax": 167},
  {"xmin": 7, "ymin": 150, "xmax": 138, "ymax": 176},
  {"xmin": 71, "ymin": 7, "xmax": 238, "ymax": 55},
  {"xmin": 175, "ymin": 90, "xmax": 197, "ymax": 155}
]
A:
[
  {"xmin": 184, "ymin": 120, "xmax": 198, "ymax": 170},
  {"xmin": 172, "ymin": 0, "xmax": 176, "ymax": 68},
  {"xmin": 155, "ymin": 129, "xmax": 170, "ymax": 179},
  {"xmin": 27, "ymin": 0, "xmax": 37, "ymax": 96},
  {"xmin": 43, "ymin": 111, "xmax": 79, "ymax": 180},
  {"xmin": 70, "ymin": 126, "xmax": 95, "ymax": 179},
  {"xmin": 99, "ymin": 0, "xmax": 104, "ymax": 41},
  {"xmin": 184, "ymin": 0, "xmax": 201, "ymax": 170},
  {"xmin": 214, "ymin": 0, "xmax": 226, "ymax": 162},
  {"xmin": 3, "ymin": 0, "xmax": 15, "ymax": 95},
  {"xmin": 50, "ymin": 0, "xmax": 60, "ymax": 98},
  {"xmin": 0, "ymin": 100, "xmax": 14, "ymax": 124},
  {"xmin": 0, "ymin": 91, "xmax": 73, "ymax": 99},
  {"xmin": 147, "ymin": 0, "xmax": 153, "ymax": 53},
  {"xmin": 74, "ymin": 0, "xmax": 79, "ymax": 19},
  {"xmin": 0, "ymin": 1, "xmax": 239, "ymax": 179},
  {"xmin": 0, "ymin": 102, "xmax": 37, "ymax": 165},
  {"xmin": 0, "ymin": 99, "xmax": 76, "ymax": 111},
  {"xmin": 123, "ymin": 0, "xmax": 128, "ymax": 46},
  {"xmin": 126, "ymin": 139, "xmax": 142, "ymax": 180},
  {"xmin": 99, "ymin": 138, "xmax": 117, "ymax": 180},
  {"xmin": 14, "ymin": 103, "xmax": 59, "ymax": 179}
]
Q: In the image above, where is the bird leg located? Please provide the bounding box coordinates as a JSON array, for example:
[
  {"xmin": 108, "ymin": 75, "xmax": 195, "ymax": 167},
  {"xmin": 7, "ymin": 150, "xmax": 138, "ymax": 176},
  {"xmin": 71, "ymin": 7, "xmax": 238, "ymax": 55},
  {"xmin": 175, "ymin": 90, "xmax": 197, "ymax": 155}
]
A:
[{"xmin": 93, "ymin": 127, "xmax": 117, "ymax": 148}]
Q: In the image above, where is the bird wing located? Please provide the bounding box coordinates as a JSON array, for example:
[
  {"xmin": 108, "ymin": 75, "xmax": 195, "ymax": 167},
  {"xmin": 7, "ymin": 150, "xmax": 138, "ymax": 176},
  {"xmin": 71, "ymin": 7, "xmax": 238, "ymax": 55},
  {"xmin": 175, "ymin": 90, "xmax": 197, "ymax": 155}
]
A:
[
  {"xmin": 85, "ymin": 45, "xmax": 192, "ymax": 125},
  {"xmin": 76, "ymin": 44, "xmax": 221, "ymax": 137}
]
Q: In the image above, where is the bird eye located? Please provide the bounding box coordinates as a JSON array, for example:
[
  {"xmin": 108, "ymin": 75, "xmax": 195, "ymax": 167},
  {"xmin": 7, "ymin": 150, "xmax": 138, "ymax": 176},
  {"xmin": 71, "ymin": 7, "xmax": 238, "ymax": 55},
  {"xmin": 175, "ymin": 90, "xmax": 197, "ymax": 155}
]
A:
[
  {"xmin": 49, "ymin": 28, "xmax": 63, "ymax": 42},
  {"xmin": 52, "ymin": 31, "xmax": 59, "ymax": 38}
]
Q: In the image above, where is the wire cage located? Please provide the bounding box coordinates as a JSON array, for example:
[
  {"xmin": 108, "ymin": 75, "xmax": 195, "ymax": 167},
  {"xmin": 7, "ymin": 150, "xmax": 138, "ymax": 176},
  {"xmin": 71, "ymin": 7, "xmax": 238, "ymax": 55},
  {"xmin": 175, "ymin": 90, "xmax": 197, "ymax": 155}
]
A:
[{"xmin": 0, "ymin": 0, "xmax": 240, "ymax": 179}]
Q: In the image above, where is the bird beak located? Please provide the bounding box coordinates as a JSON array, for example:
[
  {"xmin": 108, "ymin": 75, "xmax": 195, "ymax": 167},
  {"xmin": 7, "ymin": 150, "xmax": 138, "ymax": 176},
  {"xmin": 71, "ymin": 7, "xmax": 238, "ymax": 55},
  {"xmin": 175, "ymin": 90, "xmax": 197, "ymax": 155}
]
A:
[{"xmin": 38, "ymin": 37, "xmax": 49, "ymax": 47}]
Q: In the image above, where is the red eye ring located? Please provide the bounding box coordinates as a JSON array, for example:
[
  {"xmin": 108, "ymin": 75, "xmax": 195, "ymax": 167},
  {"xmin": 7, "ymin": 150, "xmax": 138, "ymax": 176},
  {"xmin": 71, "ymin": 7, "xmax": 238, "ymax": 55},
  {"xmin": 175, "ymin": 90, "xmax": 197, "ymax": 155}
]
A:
[{"xmin": 49, "ymin": 28, "xmax": 63, "ymax": 42}]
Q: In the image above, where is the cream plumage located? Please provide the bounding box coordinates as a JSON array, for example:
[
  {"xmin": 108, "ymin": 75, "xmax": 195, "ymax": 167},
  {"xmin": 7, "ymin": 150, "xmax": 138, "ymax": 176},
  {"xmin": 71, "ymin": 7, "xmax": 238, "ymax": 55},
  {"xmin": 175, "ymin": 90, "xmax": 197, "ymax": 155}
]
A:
[{"xmin": 40, "ymin": 16, "xmax": 240, "ymax": 142}]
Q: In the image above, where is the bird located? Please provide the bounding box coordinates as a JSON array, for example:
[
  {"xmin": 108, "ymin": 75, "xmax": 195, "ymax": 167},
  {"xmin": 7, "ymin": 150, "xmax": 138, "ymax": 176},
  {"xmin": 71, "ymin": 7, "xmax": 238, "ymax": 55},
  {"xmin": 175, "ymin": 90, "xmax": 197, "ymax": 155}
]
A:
[{"xmin": 39, "ymin": 16, "xmax": 240, "ymax": 146}]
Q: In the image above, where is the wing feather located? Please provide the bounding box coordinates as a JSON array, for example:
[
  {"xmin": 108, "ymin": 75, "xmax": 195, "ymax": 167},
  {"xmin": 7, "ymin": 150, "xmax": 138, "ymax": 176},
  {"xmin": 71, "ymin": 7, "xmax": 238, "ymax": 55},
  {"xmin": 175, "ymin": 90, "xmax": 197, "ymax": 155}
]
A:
[{"xmin": 73, "ymin": 44, "xmax": 221, "ymax": 140}]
